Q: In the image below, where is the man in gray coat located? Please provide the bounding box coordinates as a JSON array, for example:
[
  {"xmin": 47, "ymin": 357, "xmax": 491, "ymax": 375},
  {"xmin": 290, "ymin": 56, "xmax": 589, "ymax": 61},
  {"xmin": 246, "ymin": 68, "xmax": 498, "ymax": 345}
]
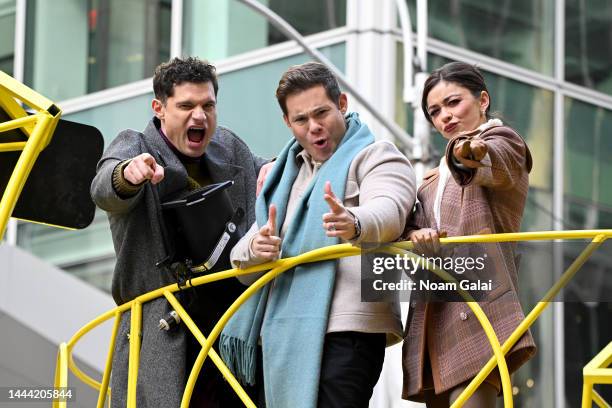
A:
[{"xmin": 91, "ymin": 57, "xmax": 267, "ymax": 407}]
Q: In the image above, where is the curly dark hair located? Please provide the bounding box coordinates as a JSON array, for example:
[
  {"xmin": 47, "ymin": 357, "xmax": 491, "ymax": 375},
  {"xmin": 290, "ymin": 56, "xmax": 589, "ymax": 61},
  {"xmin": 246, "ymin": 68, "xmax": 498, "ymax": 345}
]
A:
[
  {"xmin": 421, "ymin": 61, "xmax": 491, "ymax": 124},
  {"xmin": 153, "ymin": 57, "xmax": 218, "ymax": 103},
  {"xmin": 275, "ymin": 62, "xmax": 341, "ymax": 116}
]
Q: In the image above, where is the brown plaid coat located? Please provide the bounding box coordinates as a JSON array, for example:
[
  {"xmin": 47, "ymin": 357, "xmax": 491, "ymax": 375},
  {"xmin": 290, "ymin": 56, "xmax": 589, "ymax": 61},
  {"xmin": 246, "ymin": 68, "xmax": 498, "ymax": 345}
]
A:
[{"xmin": 402, "ymin": 125, "xmax": 537, "ymax": 400}]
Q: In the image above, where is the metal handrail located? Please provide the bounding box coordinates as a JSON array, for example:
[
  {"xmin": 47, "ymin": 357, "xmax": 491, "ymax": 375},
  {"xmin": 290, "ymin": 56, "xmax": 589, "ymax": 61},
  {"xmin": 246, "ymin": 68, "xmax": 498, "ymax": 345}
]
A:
[{"xmin": 54, "ymin": 229, "xmax": 612, "ymax": 407}]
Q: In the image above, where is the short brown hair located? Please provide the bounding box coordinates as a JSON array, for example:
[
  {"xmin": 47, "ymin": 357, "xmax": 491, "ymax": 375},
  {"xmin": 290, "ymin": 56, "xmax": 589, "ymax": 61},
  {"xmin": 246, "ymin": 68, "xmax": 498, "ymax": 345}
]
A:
[
  {"xmin": 275, "ymin": 62, "xmax": 342, "ymax": 116},
  {"xmin": 153, "ymin": 57, "xmax": 218, "ymax": 103}
]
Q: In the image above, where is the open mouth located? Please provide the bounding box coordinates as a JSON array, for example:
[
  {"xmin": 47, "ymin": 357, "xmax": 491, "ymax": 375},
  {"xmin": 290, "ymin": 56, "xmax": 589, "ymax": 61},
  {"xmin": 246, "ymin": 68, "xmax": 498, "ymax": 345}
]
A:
[
  {"xmin": 314, "ymin": 139, "xmax": 327, "ymax": 147},
  {"xmin": 187, "ymin": 127, "xmax": 205, "ymax": 143}
]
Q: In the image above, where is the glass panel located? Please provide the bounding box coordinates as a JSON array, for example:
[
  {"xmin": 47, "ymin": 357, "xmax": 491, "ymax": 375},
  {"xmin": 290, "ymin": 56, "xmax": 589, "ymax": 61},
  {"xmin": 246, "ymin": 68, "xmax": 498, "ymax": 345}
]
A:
[
  {"xmin": 24, "ymin": 0, "xmax": 170, "ymax": 101},
  {"xmin": 565, "ymin": 98, "xmax": 612, "ymax": 212},
  {"xmin": 563, "ymin": 96, "xmax": 612, "ymax": 405},
  {"xmin": 266, "ymin": 0, "xmax": 346, "ymax": 44},
  {"xmin": 183, "ymin": 0, "xmax": 346, "ymax": 62},
  {"xmin": 0, "ymin": 0, "xmax": 15, "ymax": 76},
  {"xmin": 406, "ymin": 0, "xmax": 555, "ymax": 75},
  {"xmin": 565, "ymin": 1, "xmax": 612, "ymax": 95},
  {"xmin": 87, "ymin": 0, "xmax": 171, "ymax": 92}
]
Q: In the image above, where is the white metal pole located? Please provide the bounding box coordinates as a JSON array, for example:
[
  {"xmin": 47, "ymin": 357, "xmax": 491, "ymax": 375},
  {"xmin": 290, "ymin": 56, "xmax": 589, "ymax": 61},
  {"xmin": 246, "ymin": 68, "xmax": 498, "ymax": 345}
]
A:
[
  {"xmin": 170, "ymin": 0, "xmax": 184, "ymax": 58},
  {"xmin": 553, "ymin": 0, "xmax": 566, "ymax": 407},
  {"xmin": 413, "ymin": 0, "xmax": 431, "ymax": 181}
]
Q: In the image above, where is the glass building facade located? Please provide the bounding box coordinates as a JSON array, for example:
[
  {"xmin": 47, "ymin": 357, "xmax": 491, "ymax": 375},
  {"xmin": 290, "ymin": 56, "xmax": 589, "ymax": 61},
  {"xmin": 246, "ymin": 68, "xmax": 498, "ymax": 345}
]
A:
[
  {"xmin": 0, "ymin": 0, "xmax": 15, "ymax": 75},
  {"xmin": 3, "ymin": 0, "xmax": 611, "ymax": 406}
]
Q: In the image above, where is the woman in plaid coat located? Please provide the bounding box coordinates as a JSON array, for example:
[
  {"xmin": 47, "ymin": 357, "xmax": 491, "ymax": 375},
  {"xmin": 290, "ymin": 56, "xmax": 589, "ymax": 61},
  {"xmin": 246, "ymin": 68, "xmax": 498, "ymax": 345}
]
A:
[{"xmin": 402, "ymin": 62, "xmax": 536, "ymax": 407}]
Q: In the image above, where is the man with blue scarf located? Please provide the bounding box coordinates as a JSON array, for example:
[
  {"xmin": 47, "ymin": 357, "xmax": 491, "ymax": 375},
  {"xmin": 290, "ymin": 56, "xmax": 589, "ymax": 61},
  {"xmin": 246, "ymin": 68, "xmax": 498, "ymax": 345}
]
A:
[{"xmin": 220, "ymin": 62, "xmax": 416, "ymax": 407}]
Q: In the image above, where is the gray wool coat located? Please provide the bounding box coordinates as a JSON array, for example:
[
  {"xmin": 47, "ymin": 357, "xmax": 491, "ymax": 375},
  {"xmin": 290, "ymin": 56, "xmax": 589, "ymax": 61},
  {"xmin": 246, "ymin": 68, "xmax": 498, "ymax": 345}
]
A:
[{"xmin": 91, "ymin": 118, "xmax": 265, "ymax": 407}]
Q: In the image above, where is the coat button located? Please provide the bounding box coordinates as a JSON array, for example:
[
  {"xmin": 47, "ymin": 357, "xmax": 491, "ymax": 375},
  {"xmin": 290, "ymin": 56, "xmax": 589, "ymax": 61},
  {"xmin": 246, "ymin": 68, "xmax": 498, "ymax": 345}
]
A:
[{"xmin": 459, "ymin": 312, "xmax": 468, "ymax": 321}]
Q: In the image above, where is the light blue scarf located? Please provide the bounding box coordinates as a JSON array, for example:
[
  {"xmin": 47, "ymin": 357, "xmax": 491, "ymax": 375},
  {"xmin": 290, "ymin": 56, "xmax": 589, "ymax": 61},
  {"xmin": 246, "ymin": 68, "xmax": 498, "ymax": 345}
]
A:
[{"xmin": 220, "ymin": 112, "xmax": 374, "ymax": 408}]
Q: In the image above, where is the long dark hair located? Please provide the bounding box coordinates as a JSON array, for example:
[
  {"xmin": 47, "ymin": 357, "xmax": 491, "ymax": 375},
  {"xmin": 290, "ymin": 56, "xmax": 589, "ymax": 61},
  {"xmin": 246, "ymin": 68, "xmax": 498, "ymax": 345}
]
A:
[{"xmin": 421, "ymin": 62, "xmax": 491, "ymax": 124}]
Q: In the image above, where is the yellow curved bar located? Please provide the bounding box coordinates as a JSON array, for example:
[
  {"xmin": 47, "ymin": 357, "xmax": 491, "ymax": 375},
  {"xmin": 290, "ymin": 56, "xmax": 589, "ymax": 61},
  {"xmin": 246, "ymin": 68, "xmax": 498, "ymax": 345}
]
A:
[
  {"xmin": 196, "ymin": 248, "xmax": 361, "ymax": 375},
  {"xmin": 56, "ymin": 247, "xmax": 356, "ymax": 406},
  {"xmin": 57, "ymin": 266, "xmax": 288, "ymax": 398},
  {"xmin": 96, "ymin": 312, "xmax": 120, "ymax": 408},
  {"xmin": 53, "ymin": 343, "xmax": 68, "ymax": 408},
  {"xmin": 54, "ymin": 230, "xmax": 611, "ymax": 408},
  {"xmin": 0, "ymin": 113, "xmax": 54, "ymax": 239},
  {"xmin": 456, "ymin": 302, "xmax": 512, "ymax": 408},
  {"xmin": 457, "ymin": 234, "xmax": 608, "ymax": 405},
  {"xmin": 127, "ymin": 301, "xmax": 142, "ymax": 407},
  {"xmin": 384, "ymin": 246, "xmax": 513, "ymax": 407},
  {"xmin": 162, "ymin": 292, "xmax": 256, "ymax": 408},
  {"xmin": 183, "ymin": 248, "xmax": 359, "ymax": 407},
  {"xmin": 67, "ymin": 309, "xmax": 122, "ymax": 350},
  {"xmin": 67, "ymin": 353, "xmax": 102, "ymax": 391}
]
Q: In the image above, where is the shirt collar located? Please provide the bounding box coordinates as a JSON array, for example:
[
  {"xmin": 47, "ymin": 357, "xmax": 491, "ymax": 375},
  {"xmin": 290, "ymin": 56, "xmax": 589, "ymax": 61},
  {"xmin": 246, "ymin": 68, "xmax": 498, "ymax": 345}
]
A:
[{"xmin": 296, "ymin": 148, "xmax": 325, "ymax": 169}]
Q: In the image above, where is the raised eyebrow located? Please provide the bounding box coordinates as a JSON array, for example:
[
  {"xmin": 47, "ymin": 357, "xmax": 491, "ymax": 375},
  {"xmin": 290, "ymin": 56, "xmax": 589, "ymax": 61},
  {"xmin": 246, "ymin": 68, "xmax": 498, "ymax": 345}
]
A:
[
  {"xmin": 427, "ymin": 93, "xmax": 462, "ymax": 112},
  {"xmin": 442, "ymin": 93, "xmax": 462, "ymax": 104}
]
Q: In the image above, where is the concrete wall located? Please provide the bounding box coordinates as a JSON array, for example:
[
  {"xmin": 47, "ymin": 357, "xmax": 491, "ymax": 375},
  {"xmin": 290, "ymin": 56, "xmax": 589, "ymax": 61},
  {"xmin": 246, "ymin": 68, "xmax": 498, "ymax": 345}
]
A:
[{"xmin": 0, "ymin": 244, "xmax": 115, "ymax": 406}]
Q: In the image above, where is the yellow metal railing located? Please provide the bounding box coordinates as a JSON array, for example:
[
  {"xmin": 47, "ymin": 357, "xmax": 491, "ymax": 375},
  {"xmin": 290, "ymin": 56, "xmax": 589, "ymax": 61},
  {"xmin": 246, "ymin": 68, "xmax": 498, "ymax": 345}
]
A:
[
  {"xmin": 0, "ymin": 70, "xmax": 61, "ymax": 241},
  {"xmin": 53, "ymin": 229, "xmax": 612, "ymax": 408}
]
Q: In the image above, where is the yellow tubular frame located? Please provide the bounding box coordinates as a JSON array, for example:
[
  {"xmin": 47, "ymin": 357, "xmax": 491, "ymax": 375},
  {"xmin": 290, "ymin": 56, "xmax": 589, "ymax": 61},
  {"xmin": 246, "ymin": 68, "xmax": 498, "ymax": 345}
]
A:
[
  {"xmin": 52, "ymin": 343, "xmax": 68, "ymax": 408},
  {"xmin": 582, "ymin": 341, "xmax": 612, "ymax": 408},
  {"xmin": 0, "ymin": 70, "xmax": 62, "ymax": 241},
  {"xmin": 49, "ymin": 229, "xmax": 611, "ymax": 407}
]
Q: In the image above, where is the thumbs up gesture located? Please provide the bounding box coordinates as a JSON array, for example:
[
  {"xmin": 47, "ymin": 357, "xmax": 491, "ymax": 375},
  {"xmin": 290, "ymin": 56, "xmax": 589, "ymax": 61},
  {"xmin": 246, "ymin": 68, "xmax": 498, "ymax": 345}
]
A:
[
  {"xmin": 322, "ymin": 181, "xmax": 357, "ymax": 240},
  {"xmin": 250, "ymin": 204, "xmax": 282, "ymax": 261}
]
